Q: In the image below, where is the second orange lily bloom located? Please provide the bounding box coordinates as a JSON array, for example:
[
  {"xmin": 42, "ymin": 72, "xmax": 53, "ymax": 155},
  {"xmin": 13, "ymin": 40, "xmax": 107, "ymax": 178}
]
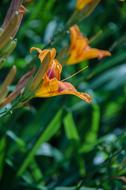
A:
[
  {"xmin": 67, "ymin": 25, "xmax": 111, "ymax": 65},
  {"xmin": 30, "ymin": 47, "xmax": 92, "ymax": 103}
]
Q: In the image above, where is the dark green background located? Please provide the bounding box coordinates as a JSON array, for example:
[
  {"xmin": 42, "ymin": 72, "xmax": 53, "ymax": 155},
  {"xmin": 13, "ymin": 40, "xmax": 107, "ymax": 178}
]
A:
[{"xmin": 0, "ymin": 0, "xmax": 126, "ymax": 189}]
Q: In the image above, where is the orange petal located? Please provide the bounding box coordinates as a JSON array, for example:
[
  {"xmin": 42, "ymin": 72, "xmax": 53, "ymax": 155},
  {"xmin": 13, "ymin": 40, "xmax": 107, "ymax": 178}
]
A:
[
  {"xmin": 67, "ymin": 47, "xmax": 111, "ymax": 64},
  {"xmin": 57, "ymin": 81, "xmax": 92, "ymax": 103},
  {"xmin": 30, "ymin": 47, "xmax": 62, "ymax": 80},
  {"xmin": 69, "ymin": 25, "xmax": 88, "ymax": 51},
  {"xmin": 67, "ymin": 25, "xmax": 111, "ymax": 65},
  {"xmin": 46, "ymin": 59, "xmax": 62, "ymax": 80},
  {"xmin": 35, "ymin": 79, "xmax": 92, "ymax": 103},
  {"xmin": 30, "ymin": 47, "xmax": 56, "ymax": 63},
  {"xmin": 35, "ymin": 79, "xmax": 59, "ymax": 97}
]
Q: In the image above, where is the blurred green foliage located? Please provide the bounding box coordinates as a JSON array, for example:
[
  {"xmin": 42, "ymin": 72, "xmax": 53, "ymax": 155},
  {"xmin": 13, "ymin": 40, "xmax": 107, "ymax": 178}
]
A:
[{"xmin": 0, "ymin": 0, "xmax": 126, "ymax": 189}]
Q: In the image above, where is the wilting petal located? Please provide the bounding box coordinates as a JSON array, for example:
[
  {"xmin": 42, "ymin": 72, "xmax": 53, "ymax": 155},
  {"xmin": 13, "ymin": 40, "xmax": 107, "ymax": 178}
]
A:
[
  {"xmin": 76, "ymin": 0, "xmax": 93, "ymax": 10},
  {"xmin": 35, "ymin": 78, "xmax": 92, "ymax": 103},
  {"xmin": 57, "ymin": 81, "xmax": 92, "ymax": 103},
  {"xmin": 67, "ymin": 25, "xmax": 111, "ymax": 65}
]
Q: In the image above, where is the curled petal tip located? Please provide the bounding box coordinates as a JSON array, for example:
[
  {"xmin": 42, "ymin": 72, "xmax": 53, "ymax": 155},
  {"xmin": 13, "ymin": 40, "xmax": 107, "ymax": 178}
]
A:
[{"xmin": 30, "ymin": 47, "xmax": 41, "ymax": 54}]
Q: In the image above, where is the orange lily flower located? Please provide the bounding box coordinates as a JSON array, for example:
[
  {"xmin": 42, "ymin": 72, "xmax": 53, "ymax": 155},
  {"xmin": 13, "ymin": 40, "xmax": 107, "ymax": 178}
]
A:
[
  {"xmin": 30, "ymin": 47, "xmax": 92, "ymax": 103},
  {"xmin": 76, "ymin": 0, "xmax": 93, "ymax": 10},
  {"xmin": 67, "ymin": 25, "xmax": 111, "ymax": 65}
]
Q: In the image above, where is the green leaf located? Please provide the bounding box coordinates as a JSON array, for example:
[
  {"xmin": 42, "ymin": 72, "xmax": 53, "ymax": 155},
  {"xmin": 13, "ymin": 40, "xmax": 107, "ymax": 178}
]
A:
[
  {"xmin": 17, "ymin": 109, "xmax": 63, "ymax": 177},
  {"xmin": 0, "ymin": 137, "xmax": 6, "ymax": 177},
  {"xmin": 89, "ymin": 51, "xmax": 126, "ymax": 77},
  {"xmin": 91, "ymin": 64, "xmax": 126, "ymax": 90},
  {"xmin": 80, "ymin": 103, "xmax": 100, "ymax": 153},
  {"xmin": 64, "ymin": 112, "xmax": 80, "ymax": 142},
  {"xmin": 54, "ymin": 187, "xmax": 100, "ymax": 190}
]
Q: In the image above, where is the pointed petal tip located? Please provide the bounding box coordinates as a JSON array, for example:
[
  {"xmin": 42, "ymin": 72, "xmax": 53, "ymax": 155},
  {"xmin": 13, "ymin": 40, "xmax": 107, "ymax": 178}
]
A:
[
  {"xmin": 77, "ymin": 92, "xmax": 92, "ymax": 103},
  {"xmin": 104, "ymin": 50, "xmax": 111, "ymax": 56},
  {"xmin": 98, "ymin": 50, "xmax": 111, "ymax": 59}
]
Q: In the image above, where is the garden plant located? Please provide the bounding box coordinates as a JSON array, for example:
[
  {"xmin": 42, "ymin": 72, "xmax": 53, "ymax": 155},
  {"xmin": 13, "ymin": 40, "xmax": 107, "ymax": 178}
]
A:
[{"xmin": 0, "ymin": 0, "xmax": 126, "ymax": 189}]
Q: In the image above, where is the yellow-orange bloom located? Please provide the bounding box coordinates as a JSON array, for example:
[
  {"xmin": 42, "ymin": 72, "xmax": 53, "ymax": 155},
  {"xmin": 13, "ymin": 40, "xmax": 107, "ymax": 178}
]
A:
[
  {"xmin": 76, "ymin": 0, "xmax": 93, "ymax": 10},
  {"xmin": 67, "ymin": 25, "xmax": 111, "ymax": 65},
  {"xmin": 30, "ymin": 47, "xmax": 92, "ymax": 103}
]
